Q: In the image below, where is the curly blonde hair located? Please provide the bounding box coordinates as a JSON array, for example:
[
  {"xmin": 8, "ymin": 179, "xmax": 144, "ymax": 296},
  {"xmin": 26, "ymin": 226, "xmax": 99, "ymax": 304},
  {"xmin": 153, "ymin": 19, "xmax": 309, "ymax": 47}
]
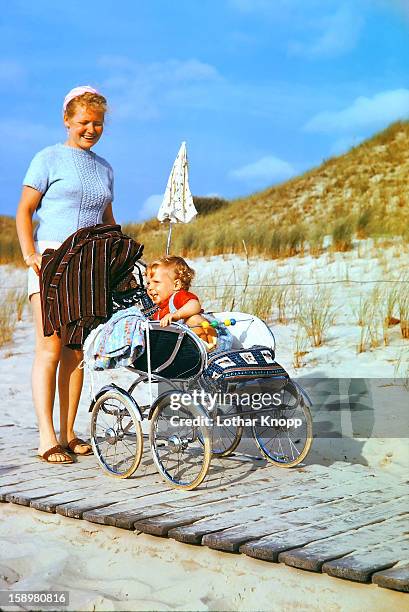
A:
[
  {"xmin": 64, "ymin": 92, "xmax": 107, "ymax": 118},
  {"xmin": 147, "ymin": 256, "xmax": 195, "ymax": 290}
]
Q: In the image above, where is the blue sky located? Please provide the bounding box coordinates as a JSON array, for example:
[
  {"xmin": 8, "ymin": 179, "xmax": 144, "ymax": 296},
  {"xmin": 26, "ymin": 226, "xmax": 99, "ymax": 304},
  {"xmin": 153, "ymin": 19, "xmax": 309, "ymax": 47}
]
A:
[{"xmin": 1, "ymin": 0, "xmax": 409, "ymax": 222}]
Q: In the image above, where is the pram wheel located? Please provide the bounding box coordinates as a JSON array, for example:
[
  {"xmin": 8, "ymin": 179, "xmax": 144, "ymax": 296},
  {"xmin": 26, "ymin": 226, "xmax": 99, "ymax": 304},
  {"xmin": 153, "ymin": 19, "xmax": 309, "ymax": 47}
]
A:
[
  {"xmin": 90, "ymin": 389, "xmax": 143, "ymax": 478},
  {"xmin": 149, "ymin": 392, "xmax": 212, "ymax": 490},
  {"xmin": 252, "ymin": 380, "xmax": 313, "ymax": 467},
  {"xmin": 197, "ymin": 399, "xmax": 243, "ymax": 457}
]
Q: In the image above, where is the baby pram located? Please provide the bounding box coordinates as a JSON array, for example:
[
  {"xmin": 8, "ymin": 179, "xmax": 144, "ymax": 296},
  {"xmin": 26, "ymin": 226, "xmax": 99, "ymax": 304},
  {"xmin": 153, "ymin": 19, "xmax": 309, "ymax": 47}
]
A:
[{"xmin": 87, "ymin": 277, "xmax": 313, "ymax": 490}]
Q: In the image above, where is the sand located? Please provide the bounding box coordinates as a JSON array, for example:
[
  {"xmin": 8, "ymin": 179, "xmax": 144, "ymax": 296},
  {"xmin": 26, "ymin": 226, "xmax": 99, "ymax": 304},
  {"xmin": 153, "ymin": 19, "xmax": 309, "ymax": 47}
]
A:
[
  {"xmin": 1, "ymin": 245, "xmax": 408, "ymax": 610},
  {"xmin": 0, "ymin": 504, "xmax": 407, "ymax": 612}
]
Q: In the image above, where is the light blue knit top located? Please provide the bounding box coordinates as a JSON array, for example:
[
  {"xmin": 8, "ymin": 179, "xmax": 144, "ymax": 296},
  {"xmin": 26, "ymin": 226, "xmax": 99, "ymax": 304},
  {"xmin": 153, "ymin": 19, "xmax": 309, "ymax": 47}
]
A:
[{"xmin": 23, "ymin": 143, "xmax": 114, "ymax": 242}]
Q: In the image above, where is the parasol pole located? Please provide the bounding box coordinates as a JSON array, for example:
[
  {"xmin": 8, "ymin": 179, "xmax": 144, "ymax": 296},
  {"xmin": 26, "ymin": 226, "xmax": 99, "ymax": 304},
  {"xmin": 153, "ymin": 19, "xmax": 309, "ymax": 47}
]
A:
[
  {"xmin": 165, "ymin": 221, "xmax": 173, "ymax": 255},
  {"xmin": 165, "ymin": 165, "xmax": 175, "ymax": 255}
]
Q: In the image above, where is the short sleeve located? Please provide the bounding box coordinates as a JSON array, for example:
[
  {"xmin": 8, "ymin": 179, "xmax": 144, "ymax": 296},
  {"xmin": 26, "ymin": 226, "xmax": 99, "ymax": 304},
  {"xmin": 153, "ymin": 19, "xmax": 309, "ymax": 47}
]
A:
[
  {"xmin": 174, "ymin": 290, "xmax": 199, "ymax": 309},
  {"xmin": 23, "ymin": 150, "xmax": 49, "ymax": 194}
]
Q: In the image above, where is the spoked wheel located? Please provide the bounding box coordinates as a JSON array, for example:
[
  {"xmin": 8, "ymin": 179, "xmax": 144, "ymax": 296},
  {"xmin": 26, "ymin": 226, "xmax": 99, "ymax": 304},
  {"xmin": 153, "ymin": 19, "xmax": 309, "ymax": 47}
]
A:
[
  {"xmin": 90, "ymin": 389, "xmax": 143, "ymax": 478},
  {"xmin": 252, "ymin": 380, "xmax": 313, "ymax": 467},
  {"xmin": 149, "ymin": 393, "xmax": 212, "ymax": 490},
  {"xmin": 198, "ymin": 399, "xmax": 243, "ymax": 457}
]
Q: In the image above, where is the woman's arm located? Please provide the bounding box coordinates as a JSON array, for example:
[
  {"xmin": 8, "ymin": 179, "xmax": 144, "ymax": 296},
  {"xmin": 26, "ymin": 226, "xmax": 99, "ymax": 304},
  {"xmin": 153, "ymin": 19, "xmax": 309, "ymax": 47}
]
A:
[
  {"xmin": 102, "ymin": 203, "xmax": 116, "ymax": 225},
  {"xmin": 15, "ymin": 186, "xmax": 43, "ymax": 275}
]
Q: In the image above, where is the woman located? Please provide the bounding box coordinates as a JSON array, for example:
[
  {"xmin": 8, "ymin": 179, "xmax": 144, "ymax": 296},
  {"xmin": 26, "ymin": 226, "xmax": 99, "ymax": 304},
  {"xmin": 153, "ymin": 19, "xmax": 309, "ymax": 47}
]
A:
[{"xmin": 16, "ymin": 85, "xmax": 116, "ymax": 463}]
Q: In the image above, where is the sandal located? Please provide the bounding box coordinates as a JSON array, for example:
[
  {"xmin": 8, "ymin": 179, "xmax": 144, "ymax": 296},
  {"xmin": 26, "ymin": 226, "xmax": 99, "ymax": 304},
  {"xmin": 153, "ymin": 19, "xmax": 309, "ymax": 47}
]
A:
[
  {"xmin": 66, "ymin": 437, "xmax": 93, "ymax": 456},
  {"xmin": 38, "ymin": 444, "xmax": 74, "ymax": 464}
]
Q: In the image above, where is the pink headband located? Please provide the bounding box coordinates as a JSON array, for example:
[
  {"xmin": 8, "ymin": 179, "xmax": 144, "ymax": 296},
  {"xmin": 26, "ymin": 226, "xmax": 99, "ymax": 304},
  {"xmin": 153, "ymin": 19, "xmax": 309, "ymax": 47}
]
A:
[{"xmin": 63, "ymin": 85, "xmax": 101, "ymax": 112}]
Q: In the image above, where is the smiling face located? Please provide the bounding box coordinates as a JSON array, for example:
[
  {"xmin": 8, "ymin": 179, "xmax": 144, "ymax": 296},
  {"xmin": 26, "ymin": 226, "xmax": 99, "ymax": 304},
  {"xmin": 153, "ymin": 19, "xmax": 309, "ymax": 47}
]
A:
[
  {"xmin": 146, "ymin": 265, "xmax": 182, "ymax": 305},
  {"xmin": 64, "ymin": 105, "xmax": 104, "ymax": 150}
]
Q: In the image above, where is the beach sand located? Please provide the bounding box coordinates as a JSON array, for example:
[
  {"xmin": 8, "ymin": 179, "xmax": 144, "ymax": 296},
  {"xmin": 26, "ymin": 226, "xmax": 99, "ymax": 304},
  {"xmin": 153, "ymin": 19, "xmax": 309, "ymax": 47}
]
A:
[
  {"xmin": 0, "ymin": 504, "xmax": 407, "ymax": 612},
  {"xmin": 1, "ymin": 252, "xmax": 408, "ymax": 610}
]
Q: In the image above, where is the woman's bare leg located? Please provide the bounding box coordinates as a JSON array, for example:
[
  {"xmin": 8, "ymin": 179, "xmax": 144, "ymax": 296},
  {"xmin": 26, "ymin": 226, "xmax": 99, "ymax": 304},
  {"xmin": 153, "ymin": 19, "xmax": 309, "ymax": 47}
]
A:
[
  {"xmin": 31, "ymin": 293, "xmax": 67, "ymax": 461},
  {"xmin": 58, "ymin": 346, "xmax": 87, "ymax": 452}
]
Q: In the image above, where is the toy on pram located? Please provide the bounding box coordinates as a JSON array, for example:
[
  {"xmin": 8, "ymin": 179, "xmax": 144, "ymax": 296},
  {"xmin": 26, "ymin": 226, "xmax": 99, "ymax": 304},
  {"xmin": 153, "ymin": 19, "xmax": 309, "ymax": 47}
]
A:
[{"xmin": 88, "ymin": 268, "xmax": 313, "ymax": 490}]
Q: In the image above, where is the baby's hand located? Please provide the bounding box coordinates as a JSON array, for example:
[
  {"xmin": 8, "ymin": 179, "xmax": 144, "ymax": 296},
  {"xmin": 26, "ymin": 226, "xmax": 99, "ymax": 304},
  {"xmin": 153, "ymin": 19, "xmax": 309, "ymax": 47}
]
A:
[{"xmin": 160, "ymin": 313, "xmax": 174, "ymax": 327}]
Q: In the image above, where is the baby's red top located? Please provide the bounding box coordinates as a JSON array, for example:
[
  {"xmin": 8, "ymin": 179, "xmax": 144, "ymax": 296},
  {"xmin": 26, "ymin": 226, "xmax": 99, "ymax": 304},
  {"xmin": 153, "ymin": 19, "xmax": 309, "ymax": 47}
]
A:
[{"xmin": 153, "ymin": 289, "xmax": 200, "ymax": 320}]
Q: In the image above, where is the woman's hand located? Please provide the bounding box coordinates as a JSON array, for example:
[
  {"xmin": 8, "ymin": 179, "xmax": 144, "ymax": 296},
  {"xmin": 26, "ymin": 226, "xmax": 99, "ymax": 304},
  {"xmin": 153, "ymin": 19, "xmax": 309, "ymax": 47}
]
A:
[
  {"xmin": 25, "ymin": 252, "xmax": 42, "ymax": 276},
  {"xmin": 16, "ymin": 186, "xmax": 43, "ymax": 274},
  {"xmin": 102, "ymin": 203, "xmax": 116, "ymax": 225}
]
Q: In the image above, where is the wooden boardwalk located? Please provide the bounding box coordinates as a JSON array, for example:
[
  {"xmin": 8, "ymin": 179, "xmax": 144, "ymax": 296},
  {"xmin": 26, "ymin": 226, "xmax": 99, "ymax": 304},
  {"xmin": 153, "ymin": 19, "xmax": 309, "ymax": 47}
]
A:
[{"xmin": 1, "ymin": 422, "xmax": 408, "ymax": 594}]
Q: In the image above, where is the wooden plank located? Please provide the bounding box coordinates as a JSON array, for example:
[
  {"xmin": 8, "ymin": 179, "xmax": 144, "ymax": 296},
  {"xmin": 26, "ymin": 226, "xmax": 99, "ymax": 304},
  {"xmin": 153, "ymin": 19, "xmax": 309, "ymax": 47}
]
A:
[
  {"xmin": 372, "ymin": 562, "xmax": 409, "ymax": 593},
  {"xmin": 2, "ymin": 471, "xmax": 143, "ymax": 506},
  {"xmin": 63, "ymin": 462, "xmax": 311, "ymax": 523},
  {"xmin": 5, "ymin": 486, "xmax": 78, "ymax": 506},
  {"xmin": 170, "ymin": 488, "xmax": 408, "ymax": 549},
  {"xmin": 29, "ymin": 479, "xmax": 160, "ymax": 513},
  {"xmin": 203, "ymin": 493, "xmax": 409, "ymax": 552},
  {"xmin": 240, "ymin": 497, "xmax": 409, "ymax": 560},
  {"xmin": 0, "ymin": 470, "xmax": 94, "ymax": 487},
  {"xmin": 3, "ymin": 474, "xmax": 104, "ymax": 504},
  {"xmin": 59, "ymin": 479, "xmax": 194, "ymax": 518},
  {"xmin": 134, "ymin": 470, "xmax": 392, "ymax": 537},
  {"xmin": 322, "ymin": 538, "xmax": 409, "ymax": 583},
  {"xmin": 23, "ymin": 475, "xmax": 170, "ymax": 513},
  {"xmin": 60, "ymin": 478, "xmax": 271, "ymax": 522},
  {"xmin": 277, "ymin": 515, "xmax": 409, "ymax": 571},
  {"xmin": 30, "ymin": 490, "xmax": 100, "ymax": 513},
  {"xmin": 56, "ymin": 495, "xmax": 139, "ymax": 519},
  {"xmin": 78, "ymin": 464, "xmax": 297, "ymax": 528},
  {"xmin": 92, "ymin": 467, "xmax": 306, "ymax": 529},
  {"xmin": 0, "ymin": 463, "xmax": 100, "ymax": 488},
  {"xmin": 148, "ymin": 466, "xmax": 392, "ymax": 519},
  {"xmin": 82, "ymin": 492, "xmax": 204, "ymax": 528},
  {"xmin": 55, "ymin": 483, "xmax": 175, "ymax": 519},
  {"xmin": 131, "ymin": 466, "xmax": 384, "ymax": 534}
]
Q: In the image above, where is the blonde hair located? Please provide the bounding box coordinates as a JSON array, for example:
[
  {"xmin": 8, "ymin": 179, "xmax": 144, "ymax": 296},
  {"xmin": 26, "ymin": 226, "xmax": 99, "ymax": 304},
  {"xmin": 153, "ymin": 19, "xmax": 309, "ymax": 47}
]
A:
[
  {"xmin": 147, "ymin": 256, "xmax": 195, "ymax": 290},
  {"xmin": 64, "ymin": 92, "xmax": 107, "ymax": 119}
]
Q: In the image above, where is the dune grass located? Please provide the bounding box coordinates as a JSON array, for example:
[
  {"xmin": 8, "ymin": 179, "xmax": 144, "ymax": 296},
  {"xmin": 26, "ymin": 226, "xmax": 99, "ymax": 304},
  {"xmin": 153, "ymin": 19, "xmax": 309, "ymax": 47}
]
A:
[
  {"xmin": 293, "ymin": 326, "xmax": 309, "ymax": 369},
  {"xmin": 0, "ymin": 289, "xmax": 26, "ymax": 347},
  {"xmin": 2, "ymin": 122, "xmax": 409, "ymax": 265},
  {"xmin": 398, "ymin": 287, "xmax": 409, "ymax": 339},
  {"xmin": 295, "ymin": 288, "xmax": 336, "ymax": 347}
]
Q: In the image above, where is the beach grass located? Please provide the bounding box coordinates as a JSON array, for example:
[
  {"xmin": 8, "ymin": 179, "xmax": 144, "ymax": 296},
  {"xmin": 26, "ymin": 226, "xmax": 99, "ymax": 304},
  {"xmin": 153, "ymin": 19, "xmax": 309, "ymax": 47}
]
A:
[
  {"xmin": 398, "ymin": 287, "xmax": 409, "ymax": 339},
  {"xmin": 0, "ymin": 289, "xmax": 25, "ymax": 347},
  {"xmin": 295, "ymin": 287, "xmax": 336, "ymax": 347},
  {"xmin": 3, "ymin": 122, "xmax": 409, "ymax": 264}
]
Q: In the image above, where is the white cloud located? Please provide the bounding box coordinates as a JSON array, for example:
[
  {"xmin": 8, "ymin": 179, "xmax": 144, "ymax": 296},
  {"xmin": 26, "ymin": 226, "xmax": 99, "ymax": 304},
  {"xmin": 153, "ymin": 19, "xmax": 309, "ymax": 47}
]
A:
[
  {"xmin": 229, "ymin": 155, "xmax": 296, "ymax": 186},
  {"xmin": 138, "ymin": 193, "xmax": 164, "ymax": 221},
  {"xmin": 99, "ymin": 57, "xmax": 221, "ymax": 120},
  {"xmin": 97, "ymin": 53, "xmax": 338, "ymax": 125},
  {"xmin": 304, "ymin": 89, "xmax": 409, "ymax": 134},
  {"xmin": 289, "ymin": 5, "xmax": 363, "ymax": 58}
]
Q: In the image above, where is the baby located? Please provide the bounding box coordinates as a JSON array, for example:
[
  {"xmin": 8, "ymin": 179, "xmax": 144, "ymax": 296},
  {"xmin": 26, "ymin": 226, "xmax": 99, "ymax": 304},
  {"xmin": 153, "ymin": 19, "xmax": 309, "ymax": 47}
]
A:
[{"xmin": 146, "ymin": 256, "xmax": 217, "ymax": 351}]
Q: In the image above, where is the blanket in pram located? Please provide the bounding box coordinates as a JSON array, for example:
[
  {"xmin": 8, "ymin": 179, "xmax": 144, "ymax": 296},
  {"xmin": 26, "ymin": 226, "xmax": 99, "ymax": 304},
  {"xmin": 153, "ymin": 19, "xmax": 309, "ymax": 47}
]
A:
[{"xmin": 202, "ymin": 346, "xmax": 288, "ymax": 391}]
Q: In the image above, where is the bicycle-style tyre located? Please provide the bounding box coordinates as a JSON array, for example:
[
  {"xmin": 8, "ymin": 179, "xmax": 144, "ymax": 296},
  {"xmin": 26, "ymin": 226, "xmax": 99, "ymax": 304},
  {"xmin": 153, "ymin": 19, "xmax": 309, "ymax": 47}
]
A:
[
  {"xmin": 149, "ymin": 393, "xmax": 212, "ymax": 490},
  {"xmin": 90, "ymin": 389, "xmax": 143, "ymax": 478},
  {"xmin": 252, "ymin": 380, "xmax": 313, "ymax": 467},
  {"xmin": 196, "ymin": 398, "xmax": 243, "ymax": 457}
]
